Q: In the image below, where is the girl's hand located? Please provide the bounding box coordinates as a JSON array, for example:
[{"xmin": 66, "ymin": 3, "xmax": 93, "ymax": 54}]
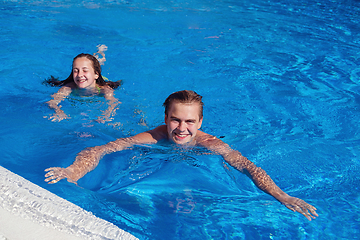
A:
[
  {"xmin": 95, "ymin": 113, "xmax": 112, "ymax": 123},
  {"xmin": 46, "ymin": 110, "xmax": 70, "ymax": 122}
]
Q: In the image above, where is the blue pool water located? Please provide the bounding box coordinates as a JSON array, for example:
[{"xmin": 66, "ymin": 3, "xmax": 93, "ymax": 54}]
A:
[{"xmin": 1, "ymin": 0, "xmax": 360, "ymax": 239}]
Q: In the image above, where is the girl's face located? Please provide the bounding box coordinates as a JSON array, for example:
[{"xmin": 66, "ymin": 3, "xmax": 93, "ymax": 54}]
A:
[{"xmin": 72, "ymin": 57, "xmax": 99, "ymax": 89}]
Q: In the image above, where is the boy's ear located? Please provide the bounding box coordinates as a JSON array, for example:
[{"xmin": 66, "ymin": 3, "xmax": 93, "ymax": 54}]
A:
[
  {"xmin": 198, "ymin": 117, "xmax": 203, "ymax": 129},
  {"xmin": 164, "ymin": 114, "xmax": 168, "ymax": 124}
]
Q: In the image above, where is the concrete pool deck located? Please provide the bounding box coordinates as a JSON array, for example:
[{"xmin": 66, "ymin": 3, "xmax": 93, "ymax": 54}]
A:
[{"xmin": 0, "ymin": 166, "xmax": 138, "ymax": 240}]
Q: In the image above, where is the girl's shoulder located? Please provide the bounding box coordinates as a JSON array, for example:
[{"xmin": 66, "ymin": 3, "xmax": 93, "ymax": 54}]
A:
[
  {"xmin": 63, "ymin": 82, "xmax": 77, "ymax": 89},
  {"xmin": 99, "ymin": 84, "xmax": 114, "ymax": 95}
]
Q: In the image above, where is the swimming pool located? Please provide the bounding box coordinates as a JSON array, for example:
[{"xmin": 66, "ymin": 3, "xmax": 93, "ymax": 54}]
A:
[{"xmin": 1, "ymin": 0, "xmax": 360, "ymax": 239}]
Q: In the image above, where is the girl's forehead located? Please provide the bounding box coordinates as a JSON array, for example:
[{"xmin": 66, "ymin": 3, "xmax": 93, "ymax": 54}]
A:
[{"xmin": 73, "ymin": 57, "xmax": 94, "ymax": 68}]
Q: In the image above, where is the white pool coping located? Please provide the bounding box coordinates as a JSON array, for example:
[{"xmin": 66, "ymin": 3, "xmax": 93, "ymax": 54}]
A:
[{"xmin": 0, "ymin": 166, "xmax": 138, "ymax": 240}]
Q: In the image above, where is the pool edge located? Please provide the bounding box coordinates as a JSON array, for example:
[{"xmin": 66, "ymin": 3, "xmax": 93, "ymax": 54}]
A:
[{"xmin": 0, "ymin": 166, "xmax": 138, "ymax": 240}]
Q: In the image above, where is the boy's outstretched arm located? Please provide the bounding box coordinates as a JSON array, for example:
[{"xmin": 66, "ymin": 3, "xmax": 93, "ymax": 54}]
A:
[
  {"xmin": 45, "ymin": 138, "xmax": 132, "ymax": 184},
  {"xmin": 196, "ymin": 132, "xmax": 318, "ymax": 221},
  {"xmin": 45, "ymin": 128, "xmax": 164, "ymax": 184}
]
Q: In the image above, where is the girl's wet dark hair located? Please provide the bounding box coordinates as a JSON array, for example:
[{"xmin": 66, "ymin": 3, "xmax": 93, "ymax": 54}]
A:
[{"xmin": 43, "ymin": 53, "xmax": 122, "ymax": 89}]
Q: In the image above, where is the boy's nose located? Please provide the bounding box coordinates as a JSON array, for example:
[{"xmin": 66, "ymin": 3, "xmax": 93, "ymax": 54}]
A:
[{"xmin": 179, "ymin": 122, "xmax": 186, "ymax": 131}]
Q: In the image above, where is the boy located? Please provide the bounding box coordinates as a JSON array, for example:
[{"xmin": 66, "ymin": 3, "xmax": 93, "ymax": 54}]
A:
[{"xmin": 45, "ymin": 90, "xmax": 318, "ymax": 220}]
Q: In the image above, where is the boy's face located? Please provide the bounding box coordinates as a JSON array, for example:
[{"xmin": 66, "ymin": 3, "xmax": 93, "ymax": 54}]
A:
[{"xmin": 164, "ymin": 101, "xmax": 203, "ymax": 145}]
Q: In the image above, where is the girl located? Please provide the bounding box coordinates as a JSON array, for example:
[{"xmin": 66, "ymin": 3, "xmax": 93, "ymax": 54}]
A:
[{"xmin": 44, "ymin": 53, "xmax": 121, "ymax": 122}]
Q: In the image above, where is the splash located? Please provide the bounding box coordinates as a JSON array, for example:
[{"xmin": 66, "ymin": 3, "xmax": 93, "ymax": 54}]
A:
[{"xmin": 93, "ymin": 44, "xmax": 108, "ymax": 66}]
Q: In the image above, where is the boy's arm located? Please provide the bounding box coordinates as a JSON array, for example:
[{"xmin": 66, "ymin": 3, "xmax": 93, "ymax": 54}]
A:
[
  {"xmin": 196, "ymin": 132, "xmax": 318, "ymax": 221},
  {"xmin": 45, "ymin": 127, "xmax": 166, "ymax": 184}
]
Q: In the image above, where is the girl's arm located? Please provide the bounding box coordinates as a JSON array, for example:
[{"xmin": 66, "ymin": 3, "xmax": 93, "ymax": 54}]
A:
[
  {"xmin": 97, "ymin": 86, "xmax": 121, "ymax": 123},
  {"xmin": 46, "ymin": 85, "xmax": 73, "ymax": 121}
]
